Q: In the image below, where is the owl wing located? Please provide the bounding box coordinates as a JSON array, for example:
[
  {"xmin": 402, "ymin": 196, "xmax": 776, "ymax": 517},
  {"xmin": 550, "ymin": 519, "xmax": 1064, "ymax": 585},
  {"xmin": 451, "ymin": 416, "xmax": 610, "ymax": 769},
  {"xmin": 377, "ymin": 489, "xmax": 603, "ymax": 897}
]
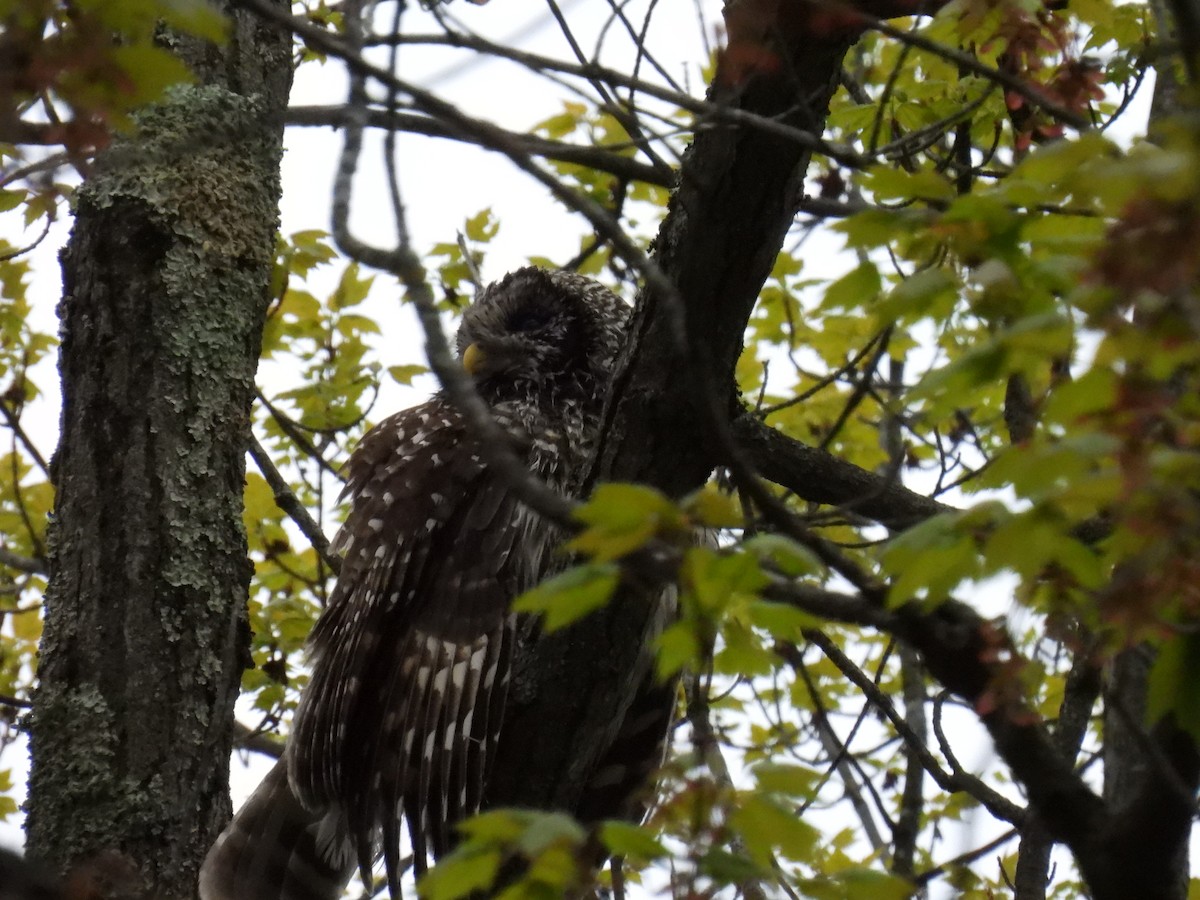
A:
[{"xmin": 288, "ymin": 397, "xmax": 544, "ymax": 894}]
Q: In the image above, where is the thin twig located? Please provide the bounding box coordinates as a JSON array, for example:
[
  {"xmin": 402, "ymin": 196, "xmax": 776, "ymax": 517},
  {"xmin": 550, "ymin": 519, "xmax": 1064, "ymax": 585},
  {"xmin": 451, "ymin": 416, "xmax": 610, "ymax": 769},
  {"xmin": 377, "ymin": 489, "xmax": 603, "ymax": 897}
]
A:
[
  {"xmin": 789, "ymin": 642, "xmax": 891, "ymax": 854},
  {"xmin": 0, "ymin": 545, "xmax": 45, "ymax": 575},
  {"xmin": 859, "ymin": 13, "xmax": 1091, "ymax": 131},
  {"xmin": 0, "ymin": 402, "xmax": 51, "ymax": 481},
  {"xmin": 913, "ymin": 827, "xmax": 1019, "ymax": 887},
  {"xmin": 0, "ymin": 150, "xmax": 74, "ymax": 189},
  {"xmin": 286, "ymin": 105, "xmax": 674, "ymax": 186},
  {"xmin": 247, "ymin": 434, "xmax": 341, "ymax": 575},
  {"xmin": 352, "ymin": 29, "xmax": 867, "ymax": 167},
  {"xmin": 796, "ymin": 636, "xmax": 1026, "ymax": 825},
  {"xmin": 255, "ymin": 390, "xmax": 345, "ymax": 482},
  {"xmin": 685, "ymin": 673, "xmax": 771, "ymax": 900},
  {"xmin": 233, "ymin": 720, "xmax": 285, "ymax": 759}
]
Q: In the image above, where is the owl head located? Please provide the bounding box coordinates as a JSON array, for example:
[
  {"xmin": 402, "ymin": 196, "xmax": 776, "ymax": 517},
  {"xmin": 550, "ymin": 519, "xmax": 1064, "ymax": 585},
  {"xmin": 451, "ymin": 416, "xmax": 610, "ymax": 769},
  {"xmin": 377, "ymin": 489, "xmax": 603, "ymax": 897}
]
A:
[{"xmin": 456, "ymin": 267, "xmax": 630, "ymax": 401}]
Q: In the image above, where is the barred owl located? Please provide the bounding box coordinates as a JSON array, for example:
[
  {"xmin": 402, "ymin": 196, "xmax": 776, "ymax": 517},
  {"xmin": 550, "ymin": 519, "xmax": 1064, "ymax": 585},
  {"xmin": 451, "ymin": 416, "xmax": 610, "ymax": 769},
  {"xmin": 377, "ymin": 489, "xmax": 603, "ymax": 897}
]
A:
[{"xmin": 201, "ymin": 268, "xmax": 659, "ymax": 900}]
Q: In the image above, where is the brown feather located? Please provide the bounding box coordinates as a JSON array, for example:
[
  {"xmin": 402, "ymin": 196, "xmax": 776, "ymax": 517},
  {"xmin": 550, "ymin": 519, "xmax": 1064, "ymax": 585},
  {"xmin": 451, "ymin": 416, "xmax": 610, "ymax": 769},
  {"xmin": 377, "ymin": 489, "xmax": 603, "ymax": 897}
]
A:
[{"xmin": 201, "ymin": 268, "xmax": 636, "ymax": 900}]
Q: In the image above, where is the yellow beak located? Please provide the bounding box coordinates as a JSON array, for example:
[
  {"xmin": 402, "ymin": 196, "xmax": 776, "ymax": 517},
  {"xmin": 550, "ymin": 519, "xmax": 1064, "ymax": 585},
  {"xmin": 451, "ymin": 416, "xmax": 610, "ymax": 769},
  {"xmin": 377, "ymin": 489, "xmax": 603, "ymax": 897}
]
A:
[{"xmin": 462, "ymin": 342, "xmax": 486, "ymax": 375}]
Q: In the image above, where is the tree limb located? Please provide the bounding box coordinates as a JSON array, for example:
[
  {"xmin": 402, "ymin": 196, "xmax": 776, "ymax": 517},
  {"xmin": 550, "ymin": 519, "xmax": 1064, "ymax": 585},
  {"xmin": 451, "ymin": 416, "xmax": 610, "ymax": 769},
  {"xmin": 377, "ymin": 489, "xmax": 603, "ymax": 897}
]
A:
[
  {"xmin": 732, "ymin": 413, "xmax": 952, "ymax": 531},
  {"xmin": 247, "ymin": 434, "xmax": 341, "ymax": 575},
  {"xmin": 0, "ymin": 544, "xmax": 45, "ymax": 575},
  {"xmin": 285, "ymin": 105, "xmax": 675, "ymax": 188}
]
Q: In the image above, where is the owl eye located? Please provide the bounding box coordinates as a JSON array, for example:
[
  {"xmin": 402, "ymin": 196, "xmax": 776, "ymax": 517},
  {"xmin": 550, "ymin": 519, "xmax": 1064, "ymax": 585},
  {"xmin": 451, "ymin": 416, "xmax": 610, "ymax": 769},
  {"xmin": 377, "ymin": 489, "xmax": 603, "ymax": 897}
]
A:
[{"xmin": 507, "ymin": 308, "xmax": 554, "ymax": 333}]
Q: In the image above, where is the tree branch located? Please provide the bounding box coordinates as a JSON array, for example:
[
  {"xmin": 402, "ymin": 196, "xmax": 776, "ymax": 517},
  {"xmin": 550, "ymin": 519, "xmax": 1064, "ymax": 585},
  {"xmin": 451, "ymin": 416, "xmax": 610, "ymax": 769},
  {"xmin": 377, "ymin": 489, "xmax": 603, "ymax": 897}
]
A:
[
  {"xmin": 285, "ymin": 105, "xmax": 675, "ymax": 188},
  {"xmin": 0, "ymin": 544, "xmax": 46, "ymax": 575},
  {"xmin": 732, "ymin": 414, "xmax": 952, "ymax": 531},
  {"xmin": 232, "ymin": 721, "xmax": 285, "ymax": 760},
  {"xmin": 247, "ymin": 434, "xmax": 341, "ymax": 575},
  {"xmin": 1013, "ymin": 649, "xmax": 1101, "ymax": 898},
  {"xmin": 790, "ymin": 633, "xmax": 1025, "ymax": 826}
]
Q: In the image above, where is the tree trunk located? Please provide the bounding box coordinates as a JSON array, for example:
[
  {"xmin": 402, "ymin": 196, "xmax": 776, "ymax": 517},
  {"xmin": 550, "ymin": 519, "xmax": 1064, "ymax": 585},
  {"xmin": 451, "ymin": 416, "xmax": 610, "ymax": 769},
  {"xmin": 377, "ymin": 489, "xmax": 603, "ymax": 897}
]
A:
[
  {"xmin": 25, "ymin": 6, "xmax": 293, "ymax": 897},
  {"xmin": 487, "ymin": 11, "xmax": 856, "ymax": 814}
]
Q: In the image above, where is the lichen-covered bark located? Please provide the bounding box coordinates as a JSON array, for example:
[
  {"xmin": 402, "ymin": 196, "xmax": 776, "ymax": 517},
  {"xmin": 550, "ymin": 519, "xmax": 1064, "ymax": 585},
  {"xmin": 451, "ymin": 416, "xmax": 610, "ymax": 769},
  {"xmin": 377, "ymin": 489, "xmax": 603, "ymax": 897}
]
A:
[{"xmin": 25, "ymin": 6, "xmax": 293, "ymax": 896}]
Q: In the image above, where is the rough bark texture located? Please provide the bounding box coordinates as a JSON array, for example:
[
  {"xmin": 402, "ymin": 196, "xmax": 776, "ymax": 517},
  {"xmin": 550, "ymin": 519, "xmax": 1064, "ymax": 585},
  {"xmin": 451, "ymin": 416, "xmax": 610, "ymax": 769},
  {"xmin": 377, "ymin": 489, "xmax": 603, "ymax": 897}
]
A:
[
  {"xmin": 24, "ymin": 6, "xmax": 293, "ymax": 897},
  {"xmin": 1096, "ymin": 649, "xmax": 1195, "ymax": 900},
  {"xmin": 487, "ymin": 6, "xmax": 856, "ymax": 814}
]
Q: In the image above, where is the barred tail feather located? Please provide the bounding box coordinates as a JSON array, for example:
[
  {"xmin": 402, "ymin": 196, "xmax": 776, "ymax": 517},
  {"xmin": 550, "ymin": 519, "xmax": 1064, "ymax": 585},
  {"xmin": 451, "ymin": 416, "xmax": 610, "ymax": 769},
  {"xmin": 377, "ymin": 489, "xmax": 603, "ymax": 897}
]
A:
[{"xmin": 199, "ymin": 759, "xmax": 355, "ymax": 900}]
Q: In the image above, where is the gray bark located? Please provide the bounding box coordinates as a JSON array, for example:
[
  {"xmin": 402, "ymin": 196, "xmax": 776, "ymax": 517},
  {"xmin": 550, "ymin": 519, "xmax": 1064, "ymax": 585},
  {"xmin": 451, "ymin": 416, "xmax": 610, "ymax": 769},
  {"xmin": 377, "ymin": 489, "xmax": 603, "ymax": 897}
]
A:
[{"xmin": 24, "ymin": 5, "xmax": 293, "ymax": 897}]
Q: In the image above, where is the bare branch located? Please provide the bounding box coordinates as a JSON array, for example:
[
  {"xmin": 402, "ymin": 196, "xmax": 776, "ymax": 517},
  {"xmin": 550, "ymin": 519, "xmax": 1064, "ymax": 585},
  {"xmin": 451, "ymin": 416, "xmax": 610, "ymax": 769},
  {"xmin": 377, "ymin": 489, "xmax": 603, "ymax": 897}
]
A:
[
  {"xmin": 1013, "ymin": 649, "xmax": 1101, "ymax": 898},
  {"xmin": 285, "ymin": 105, "xmax": 674, "ymax": 187},
  {"xmin": 790, "ymin": 644, "xmax": 892, "ymax": 855},
  {"xmin": 0, "ymin": 150, "xmax": 75, "ymax": 189},
  {"xmin": 914, "ymin": 828, "xmax": 1019, "ymax": 888},
  {"xmin": 788, "ymin": 634, "xmax": 1026, "ymax": 826},
  {"xmin": 233, "ymin": 721, "xmax": 285, "ymax": 760},
  {"xmin": 247, "ymin": 434, "xmax": 341, "ymax": 575},
  {"xmin": 357, "ymin": 30, "xmax": 868, "ymax": 168},
  {"xmin": 0, "ymin": 545, "xmax": 46, "ymax": 575},
  {"xmin": 0, "ymin": 401, "xmax": 51, "ymax": 481},
  {"xmin": 732, "ymin": 413, "xmax": 952, "ymax": 531},
  {"xmin": 893, "ymin": 644, "xmax": 927, "ymax": 877},
  {"xmin": 255, "ymin": 391, "xmax": 345, "ymax": 482}
]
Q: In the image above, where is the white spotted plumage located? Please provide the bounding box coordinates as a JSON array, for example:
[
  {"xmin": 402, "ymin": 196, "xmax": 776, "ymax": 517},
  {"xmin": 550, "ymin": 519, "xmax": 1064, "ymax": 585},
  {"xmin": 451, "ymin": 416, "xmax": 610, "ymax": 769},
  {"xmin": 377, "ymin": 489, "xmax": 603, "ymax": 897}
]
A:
[{"xmin": 200, "ymin": 268, "xmax": 630, "ymax": 900}]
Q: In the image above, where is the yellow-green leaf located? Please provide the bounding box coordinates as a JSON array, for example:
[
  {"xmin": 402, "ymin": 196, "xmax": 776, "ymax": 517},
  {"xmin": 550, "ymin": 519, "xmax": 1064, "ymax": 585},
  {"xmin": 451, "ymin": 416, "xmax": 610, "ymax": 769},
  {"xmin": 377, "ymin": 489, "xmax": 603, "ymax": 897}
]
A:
[
  {"xmin": 419, "ymin": 849, "xmax": 501, "ymax": 900},
  {"xmin": 513, "ymin": 563, "xmax": 620, "ymax": 631}
]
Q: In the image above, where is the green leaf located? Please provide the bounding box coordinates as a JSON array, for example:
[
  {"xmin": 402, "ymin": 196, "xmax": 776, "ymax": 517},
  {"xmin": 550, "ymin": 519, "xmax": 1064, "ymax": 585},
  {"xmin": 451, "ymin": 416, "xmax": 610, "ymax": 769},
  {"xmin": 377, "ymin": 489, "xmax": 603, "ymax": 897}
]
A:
[
  {"xmin": 522, "ymin": 845, "xmax": 583, "ymax": 893},
  {"xmin": 1042, "ymin": 367, "xmax": 1118, "ymax": 425},
  {"xmin": 388, "ymin": 364, "xmax": 428, "ymax": 386},
  {"xmin": 464, "ymin": 208, "xmax": 499, "ymax": 243},
  {"xmin": 743, "ymin": 534, "xmax": 823, "ymax": 577},
  {"xmin": 861, "ymin": 165, "xmax": 956, "ymax": 203},
  {"xmin": 822, "ymin": 262, "xmax": 881, "ymax": 311},
  {"xmin": 0, "ymin": 190, "xmax": 23, "ymax": 213},
  {"xmin": 457, "ymin": 809, "xmax": 527, "ymax": 843},
  {"xmin": 512, "ymin": 563, "xmax": 620, "ymax": 631},
  {"xmin": 568, "ymin": 484, "xmax": 683, "ymax": 561},
  {"xmin": 515, "ymin": 812, "xmax": 587, "ymax": 856},
  {"xmin": 535, "ymin": 102, "xmax": 588, "ymax": 139},
  {"xmin": 730, "ymin": 794, "xmax": 820, "ymax": 864},
  {"xmin": 799, "ymin": 868, "xmax": 914, "ymax": 900},
  {"xmin": 697, "ymin": 848, "xmax": 767, "ymax": 884},
  {"xmin": 984, "ymin": 511, "xmax": 1103, "ymax": 589},
  {"xmin": 681, "ymin": 485, "xmax": 743, "ymax": 528},
  {"xmin": 335, "ymin": 313, "xmax": 379, "ymax": 337},
  {"xmin": 655, "ymin": 620, "xmax": 701, "ymax": 679},
  {"xmin": 874, "ymin": 267, "xmax": 959, "ymax": 326},
  {"xmin": 161, "ymin": 0, "xmax": 230, "ymax": 42},
  {"xmin": 10, "ymin": 608, "xmax": 41, "ymax": 642},
  {"xmin": 746, "ymin": 599, "xmax": 819, "ymax": 640},
  {"xmin": 752, "ymin": 762, "xmax": 821, "ymax": 797},
  {"xmin": 715, "ymin": 619, "xmax": 776, "ymax": 676},
  {"xmin": 834, "ymin": 208, "xmax": 929, "ymax": 250},
  {"xmin": 912, "ymin": 314, "xmax": 1073, "ymax": 408},
  {"xmin": 600, "ymin": 821, "xmax": 668, "ymax": 861},
  {"xmin": 1148, "ymin": 634, "xmax": 1200, "ymax": 741},
  {"xmin": 110, "ymin": 44, "xmax": 195, "ymax": 104},
  {"xmin": 331, "ymin": 263, "xmax": 373, "ymax": 309},
  {"xmin": 419, "ymin": 850, "xmax": 502, "ymax": 900},
  {"xmin": 882, "ymin": 509, "xmax": 990, "ymax": 604},
  {"xmin": 682, "ymin": 547, "xmax": 768, "ymax": 614}
]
